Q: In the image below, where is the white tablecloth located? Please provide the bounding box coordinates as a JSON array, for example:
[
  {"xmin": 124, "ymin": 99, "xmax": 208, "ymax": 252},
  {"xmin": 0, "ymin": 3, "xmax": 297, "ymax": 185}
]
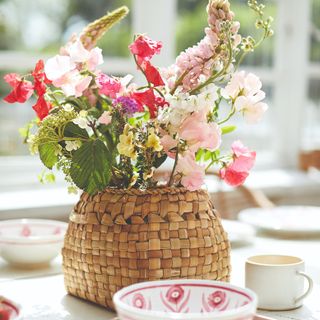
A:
[{"xmin": 1, "ymin": 234, "xmax": 320, "ymax": 320}]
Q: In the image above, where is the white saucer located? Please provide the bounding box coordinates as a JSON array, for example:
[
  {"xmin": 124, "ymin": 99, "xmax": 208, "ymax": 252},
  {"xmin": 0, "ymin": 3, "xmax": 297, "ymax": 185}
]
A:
[
  {"xmin": 222, "ymin": 219, "xmax": 256, "ymax": 244},
  {"xmin": 238, "ymin": 206, "xmax": 320, "ymax": 236}
]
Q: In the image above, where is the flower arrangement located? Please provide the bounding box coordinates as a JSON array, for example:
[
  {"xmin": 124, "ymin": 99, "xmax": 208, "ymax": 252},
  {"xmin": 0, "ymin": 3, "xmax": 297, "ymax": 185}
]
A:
[{"xmin": 3, "ymin": 1, "xmax": 272, "ymax": 195}]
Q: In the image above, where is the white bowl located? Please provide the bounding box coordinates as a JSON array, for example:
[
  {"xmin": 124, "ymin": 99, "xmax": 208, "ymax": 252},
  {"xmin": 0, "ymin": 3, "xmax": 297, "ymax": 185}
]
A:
[
  {"xmin": 0, "ymin": 219, "xmax": 67, "ymax": 266},
  {"xmin": 113, "ymin": 279, "xmax": 257, "ymax": 320}
]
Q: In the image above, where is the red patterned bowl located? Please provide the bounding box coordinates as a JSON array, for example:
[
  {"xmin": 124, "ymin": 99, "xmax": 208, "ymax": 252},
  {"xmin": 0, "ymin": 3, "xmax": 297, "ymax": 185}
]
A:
[
  {"xmin": 113, "ymin": 279, "xmax": 257, "ymax": 320},
  {"xmin": 0, "ymin": 296, "xmax": 21, "ymax": 319}
]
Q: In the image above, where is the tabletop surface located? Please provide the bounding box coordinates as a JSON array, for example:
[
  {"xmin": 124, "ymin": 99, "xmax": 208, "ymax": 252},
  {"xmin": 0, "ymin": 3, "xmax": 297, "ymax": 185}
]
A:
[{"xmin": 1, "ymin": 233, "xmax": 320, "ymax": 320}]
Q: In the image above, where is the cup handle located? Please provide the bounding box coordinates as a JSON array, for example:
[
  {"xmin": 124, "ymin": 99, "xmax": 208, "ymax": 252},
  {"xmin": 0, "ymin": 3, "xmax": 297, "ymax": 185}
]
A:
[{"xmin": 295, "ymin": 271, "xmax": 313, "ymax": 303}]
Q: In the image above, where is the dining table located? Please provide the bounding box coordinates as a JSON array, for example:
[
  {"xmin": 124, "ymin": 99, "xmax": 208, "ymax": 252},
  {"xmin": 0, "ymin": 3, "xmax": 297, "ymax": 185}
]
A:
[{"xmin": 1, "ymin": 227, "xmax": 320, "ymax": 320}]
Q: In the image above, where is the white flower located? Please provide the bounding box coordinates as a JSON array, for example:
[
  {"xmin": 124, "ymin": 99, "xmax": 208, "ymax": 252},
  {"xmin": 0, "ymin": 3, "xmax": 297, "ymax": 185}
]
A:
[
  {"xmin": 62, "ymin": 104, "xmax": 74, "ymax": 112},
  {"xmin": 73, "ymin": 111, "xmax": 89, "ymax": 129},
  {"xmin": 65, "ymin": 140, "xmax": 81, "ymax": 152}
]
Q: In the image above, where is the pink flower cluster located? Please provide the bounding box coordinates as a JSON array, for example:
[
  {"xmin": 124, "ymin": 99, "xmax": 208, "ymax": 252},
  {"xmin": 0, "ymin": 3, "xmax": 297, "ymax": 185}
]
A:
[
  {"xmin": 220, "ymin": 140, "xmax": 256, "ymax": 186},
  {"xmin": 44, "ymin": 39, "xmax": 103, "ymax": 97},
  {"xmin": 166, "ymin": 0, "xmax": 241, "ymax": 92}
]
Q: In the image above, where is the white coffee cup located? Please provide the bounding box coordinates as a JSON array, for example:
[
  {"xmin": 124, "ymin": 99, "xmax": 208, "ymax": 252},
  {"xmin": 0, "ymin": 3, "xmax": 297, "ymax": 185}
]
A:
[{"xmin": 245, "ymin": 254, "xmax": 313, "ymax": 311}]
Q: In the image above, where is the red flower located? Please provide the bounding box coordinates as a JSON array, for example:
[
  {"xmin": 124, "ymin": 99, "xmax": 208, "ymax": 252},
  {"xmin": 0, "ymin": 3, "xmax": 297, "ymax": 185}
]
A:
[
  {"xmin": 142, "ymin": 61, "xmax": 165, "ymax": 87},
  {"xmin": 207, "ymin": 290, "xmax": 227, "ymax": 309},
  {"xmin": 131, "ymin": 88, "xmax": 165, "ymax": 118},
  {"xmin": 32, "ymin": 95, "xmax": 52, "ymax": 120},
  {"xmin": 32, "ymin": 60, "xmax": 51, "ymax": 96},
  {"xmin": 3, "ymin": 73, "xmax": 34, "ymax": 103},
  {"xmin": 129, "ymin": 35, "xmax": 162, "ymax": 63},
  {"xmin": 220, "ymin": 141, "xmax": 256, "ymax": 187},
  {"xmin": 165, "ymin": 285, "xmax": 184, "ymax": 304},
  {"xmin": 96, "ymin": 73, "xmax": 121, "ymax": 99},
  {"xmin": 132, "ymin": 293, "xmax": 146, "ymax": 309},
  {"xmin": 220, "ymin": 168, "xmax": 249, "ymax": 187}
]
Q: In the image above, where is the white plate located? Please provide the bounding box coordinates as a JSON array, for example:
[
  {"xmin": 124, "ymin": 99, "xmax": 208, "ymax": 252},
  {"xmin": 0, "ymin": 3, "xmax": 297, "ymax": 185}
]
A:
[
  {"xmin": 222, "ymin": 219, "xmax": 256, "ymax": 244},
  {"xmin": 238, "ymin": 206, "xmax": 320, "ymax": 235}
]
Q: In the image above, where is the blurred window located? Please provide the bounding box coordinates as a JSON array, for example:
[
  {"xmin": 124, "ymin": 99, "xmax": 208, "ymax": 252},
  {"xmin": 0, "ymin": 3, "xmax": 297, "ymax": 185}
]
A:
[{"xmin": 0, "ymin": 0, "xmax": 318, "ymax": 170}]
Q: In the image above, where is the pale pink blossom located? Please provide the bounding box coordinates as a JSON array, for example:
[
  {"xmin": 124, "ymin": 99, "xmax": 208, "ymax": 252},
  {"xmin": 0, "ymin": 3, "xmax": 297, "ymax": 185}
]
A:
[
  {"xmin": 53, "ymin": 70, "xmax": 92, "ymax": 97},
  {"xmin": 176, "ymin": 151, "xmax": 205, "ymax": 191},
  {"xmin": 179, "ymin": 110, "xmax": 221, "ymax": 152},
  {"xmin": 222, "ymin": 71, "xmax": 262, "ymax": 100},
  {"xmin": 67, "ymin": 40, "xmax": 103, "ymax": 71},
  {"xmin": 44, "ymin": 55, "xmax": 75, "ymax": 81},
  {"xmin": 234, "ymin": 95, "xmax": 268, "ymax": 124},
  {"xmin": 160, "ymin": 134, "xmax": 177, "ymax": 159},
  {"xmin": 98, "ymin": 111, "xmax": 112, "ymax": 125},
  {"xmin": 96, "ymin": 73, "xmax": 121, "ymax": 98}
]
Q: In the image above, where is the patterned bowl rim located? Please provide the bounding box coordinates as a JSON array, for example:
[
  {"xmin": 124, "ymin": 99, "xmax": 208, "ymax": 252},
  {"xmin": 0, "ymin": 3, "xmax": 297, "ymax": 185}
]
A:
[
  {"xmin": 0, "ymin": 295, "xmax": 22, "ymax": 319},
  {"xmin": 113, "ymin": 279, "xmax": 257, "ymax": 319},
  {"xmin": 0, "ymin": 219, "xmax": 68, "ymax": 243}
]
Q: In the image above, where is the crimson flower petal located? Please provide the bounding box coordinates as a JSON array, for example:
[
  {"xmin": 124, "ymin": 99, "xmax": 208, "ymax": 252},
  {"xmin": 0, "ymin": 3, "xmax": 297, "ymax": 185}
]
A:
[
  {"xmin": 32, "ymin": 95, "xmax": 52, "ymax": 120},
  {"xmin": 143, "ymin": 61, "xmax": 165, "ymax": 87},
  {"xmin": 3, "ymin": 73, "xmax": 34, "ymax": 103}
]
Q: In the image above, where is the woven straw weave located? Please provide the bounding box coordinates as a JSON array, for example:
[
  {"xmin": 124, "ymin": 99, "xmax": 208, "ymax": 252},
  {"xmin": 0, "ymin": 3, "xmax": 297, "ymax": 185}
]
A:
[{"xmin": 62, "ymin": 187, "xmax": 231, "ymax": 310}]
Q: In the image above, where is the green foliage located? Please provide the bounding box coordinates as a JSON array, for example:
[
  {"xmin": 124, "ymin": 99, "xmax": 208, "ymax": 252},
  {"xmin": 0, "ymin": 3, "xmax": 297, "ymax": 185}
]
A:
[
  {"xmin": 39, "ymin": 143, "xmax": 59, "ymax": 169},
  {"xmin": 70, "ymin": 139, "xmax": 112, "ymax": 194},
  {"xmin": 64, "ymin": 122, "xmax": 89, "ymax": 139},
  {"xmin": 221, "ymin": 125, "xmax": 236, "ymax": 135}
]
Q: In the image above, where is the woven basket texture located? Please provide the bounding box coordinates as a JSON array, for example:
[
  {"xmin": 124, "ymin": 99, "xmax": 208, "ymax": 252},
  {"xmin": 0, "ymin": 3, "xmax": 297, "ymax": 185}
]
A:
[{"xmin": 62, "ymin": 187, "xmax": 231, "ymax": 309}]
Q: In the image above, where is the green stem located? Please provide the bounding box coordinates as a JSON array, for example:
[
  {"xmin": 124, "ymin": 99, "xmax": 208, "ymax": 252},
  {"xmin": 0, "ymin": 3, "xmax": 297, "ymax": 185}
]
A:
[
  {"xmin": 218, "ymin": 103, "xmax": 236, "ymax": 125},
  {"xmin": 167, "ymin": 144, "xmax": 179, "ymax": 186},
  {"xmin": 170, "ymin": 70, "xmax": 188, "ymax": 95},
  {"xmin": 153, "ymin": 86, "xmax": 165, "ymax": 98}
]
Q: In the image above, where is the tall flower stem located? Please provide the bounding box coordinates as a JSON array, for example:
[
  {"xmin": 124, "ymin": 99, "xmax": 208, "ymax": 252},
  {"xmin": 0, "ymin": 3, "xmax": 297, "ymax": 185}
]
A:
[{"xmin": 167, "ymin": 144, "xmax": 179, "ymax": 186}]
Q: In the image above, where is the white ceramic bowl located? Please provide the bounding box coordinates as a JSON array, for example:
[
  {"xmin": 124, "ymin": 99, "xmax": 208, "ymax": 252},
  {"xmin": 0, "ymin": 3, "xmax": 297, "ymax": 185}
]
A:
[
  {"xmin": 113, "ymin": 279, "xmax": 257, "ymax": 320},
  {"xmin": 0, "ymin": 219, "xmax": 67, "ymax": 266}
]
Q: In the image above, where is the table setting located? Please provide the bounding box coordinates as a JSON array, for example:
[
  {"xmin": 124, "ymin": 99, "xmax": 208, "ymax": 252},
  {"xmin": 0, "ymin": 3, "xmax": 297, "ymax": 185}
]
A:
[{"xmin": 1, "ymin": 0, "xmax": 320, "ymax": 319}]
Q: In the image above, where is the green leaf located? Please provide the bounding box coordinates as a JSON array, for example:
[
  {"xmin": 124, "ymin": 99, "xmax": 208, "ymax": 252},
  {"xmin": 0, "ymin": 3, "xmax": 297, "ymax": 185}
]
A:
[
  {"xmin": 39, "ymin": 143, "xmax": 59, "ymax": 169},
  {"xmin": 221, "ymin": 125, "xmax": 237, "ymax": 135},
  {"xmin": 196, "ymin": 149, "xmax": 204, "ymax": 161},
  {"xmin": 204, "ymin": 150, "xmax": 212, "ymax": 161},
  {"xmin": 70, "ymin": 139, "xmax": 111, "ymax": 195},
  {"xmin": 64, "ymin": 122, "xmax": 89, "ymax": 139}
]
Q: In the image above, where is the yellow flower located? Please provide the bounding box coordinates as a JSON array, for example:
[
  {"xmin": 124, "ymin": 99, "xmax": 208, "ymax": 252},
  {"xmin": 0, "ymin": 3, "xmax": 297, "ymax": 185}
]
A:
[
  {"xmin": 146, "ymin": 129, "xmax": 163, "ymax": 152},
  {"xmin": 117, "ymin": 130, "xmax": 137, "ymax": 159},
  {"xmin": 143, "ymin": 167, "xmax": 155, "ymax": 181}
]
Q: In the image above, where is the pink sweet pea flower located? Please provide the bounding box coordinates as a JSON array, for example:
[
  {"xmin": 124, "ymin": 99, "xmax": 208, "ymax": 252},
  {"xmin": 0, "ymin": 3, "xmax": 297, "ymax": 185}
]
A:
[
  {"xmin": 67, "ymin": 40, "xmax": 103, "ymax": 71},
  {"xmin": 53, "ymin": 70, "xmax": 92, "ymax": 97},
  {"xmin": 176, "ymin": 151, "xmax": 205, "ymax": 191},
  {"xmin": 222, "ymin": 71, "xmax": 262, "ymax": 100},
  {"xmin": 179, "ymin": 111, "xmax": 221, "ymax": 152},
  {"xmin": 129, "ymin": 35, "xmax": 162, "ymax": 63},
  {"xmin": 44, "ymin": 55, "xmax": 75, "ymax": 81},
  {"xmin": 220, "ymin": 141, "xmax": 256, "ymax": 187},
  {"xmin": 98, "ymin": 111, "xmax": 112, "ymax": 125},
  {"xmin": 234, "ymin": 95, "xmax": 268, "ymax": 124},
  {"xmin": 96, "ymin": 73, "xmax": 121, "ymax": 98},
  {"xmin": 160, "ymin": 134, "xmax": 178, "ymax": 159}
]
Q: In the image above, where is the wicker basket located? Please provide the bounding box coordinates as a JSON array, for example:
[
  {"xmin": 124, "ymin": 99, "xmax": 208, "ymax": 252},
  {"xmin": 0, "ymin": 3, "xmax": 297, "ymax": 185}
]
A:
[{"xmin": 62, "ymin": 187, "xmax": 231, "ymax": 309}]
